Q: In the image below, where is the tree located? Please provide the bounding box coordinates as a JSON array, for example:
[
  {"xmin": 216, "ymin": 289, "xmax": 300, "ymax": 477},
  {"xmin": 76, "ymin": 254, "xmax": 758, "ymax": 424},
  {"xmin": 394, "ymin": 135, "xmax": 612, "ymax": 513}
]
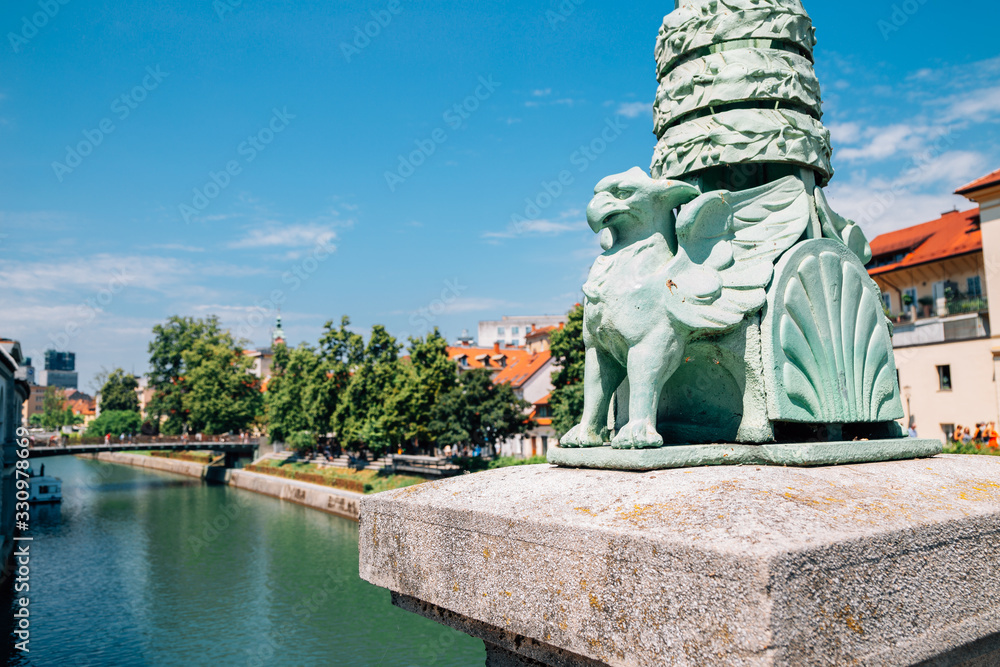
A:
[
  {"xmin": 85, "ymin": 410, "xmax": 142, "ymax": 438},
  {"xmin": 182, "ymin": 333, "xmax": 263, "ymax": 435},
  {"xmin": 265, "ymin": 342, "xmax": 321, "ymax": 443},
  {"xmin": 549, "ymin": 303, "xmax": 586, "ymax": 438},
  {"xmin": 313, "ymin": 316, "xmax": 365, "ymax": 437},
  {"xmin": 147, "ymin": 316, "xmax": 224, "ymax": 435},
  {"xmin": 337, "ymin": 325, "xmax": 403, "ymax": 456},
  {"xmin": 38, "ymin": 386, "xmax": 75, "ymax": 431},
  {"xmin": 391, "ymin": 329, "xmax": 459, "ymax": 452},
  {"xmin": 100, "ymin": 368, "xmax": 140, "ymax": 412},
  {"xmin": 430, "ymin": 369, "xmax": 530, "ymax": 453}
]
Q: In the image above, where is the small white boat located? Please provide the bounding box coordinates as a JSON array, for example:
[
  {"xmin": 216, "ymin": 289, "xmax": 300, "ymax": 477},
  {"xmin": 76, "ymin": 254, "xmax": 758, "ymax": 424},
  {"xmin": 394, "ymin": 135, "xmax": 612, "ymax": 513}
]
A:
[{"xmin": 28, "ymin": 465, "xmax": 62, "ymax": 504}]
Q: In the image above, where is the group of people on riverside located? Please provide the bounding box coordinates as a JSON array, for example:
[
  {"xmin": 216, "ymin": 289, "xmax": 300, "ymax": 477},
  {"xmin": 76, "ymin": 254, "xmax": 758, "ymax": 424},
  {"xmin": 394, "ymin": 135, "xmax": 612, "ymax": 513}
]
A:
[{"xmin": 951, "ymin": 423, "xmax": 1000, "ymax": 448}]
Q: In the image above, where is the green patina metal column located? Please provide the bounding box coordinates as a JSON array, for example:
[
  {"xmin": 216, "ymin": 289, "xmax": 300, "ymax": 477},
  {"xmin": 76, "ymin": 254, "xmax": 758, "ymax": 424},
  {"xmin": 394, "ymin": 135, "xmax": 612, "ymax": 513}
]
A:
[{"xmin": 550, "ymin": 0, "xmax": 943, "ymax": 470}]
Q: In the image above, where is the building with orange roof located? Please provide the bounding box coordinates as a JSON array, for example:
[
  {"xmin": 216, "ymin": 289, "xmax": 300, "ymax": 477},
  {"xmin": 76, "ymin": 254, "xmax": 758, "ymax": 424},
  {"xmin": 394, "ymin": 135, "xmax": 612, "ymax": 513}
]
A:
[
  {"xmin": 868, "ymin": 207, "xmax": 987, "ymax": 344},
  {"xmin": 446, "ymin": 341, "xmax": 560, "ymax": 457},
  {"xmin": 525, "ymin": 323, "xmax": 563, "ymax": 354},
  {"xmin": 865, "ymin": 167, "xmax": 1000, "ymax": 442}
]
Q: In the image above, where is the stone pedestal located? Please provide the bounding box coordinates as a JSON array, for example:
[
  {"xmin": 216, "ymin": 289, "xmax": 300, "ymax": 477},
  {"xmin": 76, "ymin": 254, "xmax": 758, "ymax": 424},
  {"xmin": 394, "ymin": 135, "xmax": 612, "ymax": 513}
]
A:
[{"xmin": 359, "ymin": 455, "xmax": 1000, "ymax": 666}]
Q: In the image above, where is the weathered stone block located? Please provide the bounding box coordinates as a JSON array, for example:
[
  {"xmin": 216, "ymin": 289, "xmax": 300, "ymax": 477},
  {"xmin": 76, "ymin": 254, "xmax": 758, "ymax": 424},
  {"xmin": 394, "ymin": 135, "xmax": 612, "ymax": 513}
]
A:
[{"xmin": 360, "ymin": 456, "xmax": 1000, "ymax": 666}]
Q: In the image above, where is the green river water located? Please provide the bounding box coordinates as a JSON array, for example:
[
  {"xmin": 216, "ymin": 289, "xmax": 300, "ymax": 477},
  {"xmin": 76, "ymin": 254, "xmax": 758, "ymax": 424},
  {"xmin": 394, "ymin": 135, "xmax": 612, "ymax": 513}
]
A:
[{"xmin": 1, "ymin": 456, "xmax": 485, "ymax": 666}]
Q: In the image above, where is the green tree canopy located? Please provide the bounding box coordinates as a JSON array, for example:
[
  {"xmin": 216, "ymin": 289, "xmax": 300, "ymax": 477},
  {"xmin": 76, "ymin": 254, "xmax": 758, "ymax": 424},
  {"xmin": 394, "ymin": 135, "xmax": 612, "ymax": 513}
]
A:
[
  {"xmin": 182, "ymin": 332, "xmax": 262, "ymax": 435},
  {"xmin": 549, "ymin": 303, "xmax": 585, "ymax": 438},
  {"xmin": 85, "ymin": 410, "xmax": 142, "ymax": 438},
  {"xmin": 337, "ymin": 325, "xmax": 403, "ymax": 455},
  {"xmin": 316, "ymin": 316, "xmax": 365, "ymax": 437},
  {"xmin": 147, "ymin": 316, "xmax": 224, "ymax": 435},
  {"xmin": 430, "ymin": 368, "xmax": 530, "ymax": 452},
  {"xmin": 38, "ymin": 386, "xmax": 77, "ymax": 431},
  {"xmin": 390, "ymin": 329, "xmax": 459, "ymax": 451},
  {"xmin": 265, "ymin": 342, "xmax": 321, "ymax": 443},
  {"xmin": 99, "ymin": 368, "xmax": 140, "ymax": 412}
]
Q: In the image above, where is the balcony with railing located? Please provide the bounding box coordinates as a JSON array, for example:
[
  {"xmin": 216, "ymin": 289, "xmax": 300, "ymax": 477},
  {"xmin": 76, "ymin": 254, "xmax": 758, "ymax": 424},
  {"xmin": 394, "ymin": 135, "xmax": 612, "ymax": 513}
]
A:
[{"xmin": 888, "ymin": 292, "xmax": 990, "ymax": 348}]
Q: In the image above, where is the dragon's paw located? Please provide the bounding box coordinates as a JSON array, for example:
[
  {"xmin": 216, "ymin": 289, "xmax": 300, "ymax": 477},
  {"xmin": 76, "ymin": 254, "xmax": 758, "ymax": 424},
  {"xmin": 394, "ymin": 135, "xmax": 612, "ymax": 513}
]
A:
[
  {"xmin": 611, "ymin": 420, "xmax": 664, "ymax": 450},
  {"xmin": 560, "ymin": 424, "xmax": 608, "ymax": 449}
]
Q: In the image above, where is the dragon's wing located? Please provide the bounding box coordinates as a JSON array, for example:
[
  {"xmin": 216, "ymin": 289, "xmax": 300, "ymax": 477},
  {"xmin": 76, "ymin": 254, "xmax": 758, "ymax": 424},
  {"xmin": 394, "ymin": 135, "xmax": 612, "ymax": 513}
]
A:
[{"xmin": 668, "ymin": 176, "xmax": 810, "ymax": 332}]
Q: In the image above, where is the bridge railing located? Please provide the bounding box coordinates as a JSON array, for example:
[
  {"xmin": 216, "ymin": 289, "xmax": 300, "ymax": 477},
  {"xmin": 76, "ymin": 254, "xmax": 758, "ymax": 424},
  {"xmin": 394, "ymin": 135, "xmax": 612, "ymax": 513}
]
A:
[{"xmin": 38, "ymin": 435, "xmax": 260, "ymax": 447}]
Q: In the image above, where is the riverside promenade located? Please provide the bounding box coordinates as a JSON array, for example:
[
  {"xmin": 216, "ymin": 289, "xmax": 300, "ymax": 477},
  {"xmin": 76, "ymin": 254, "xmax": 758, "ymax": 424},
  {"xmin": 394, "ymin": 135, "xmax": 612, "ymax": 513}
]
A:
[{"xmin": 82, "ymin": 452, "xmax": 363, "ymax": 522}]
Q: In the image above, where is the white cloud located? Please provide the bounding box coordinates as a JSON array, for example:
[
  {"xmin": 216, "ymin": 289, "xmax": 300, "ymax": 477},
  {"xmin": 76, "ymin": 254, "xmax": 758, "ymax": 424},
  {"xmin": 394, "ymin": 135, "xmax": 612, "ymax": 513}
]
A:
[
  {"xmin": 229, "ymin": 223, "xmax": 338, "ymax": 250},
  {"xmin": 828, "ymin": 121, "xmax": 862, "ymax": 145},
  {"xmin": 0, "ymin": 255, "xmax": 185, "ymax": 294},
  {"xmin": 146, "ymin": 243, "xmax": 205, "ymax": 253},
  {"xmin": 425, "ymin": 297, "xmax": 518, "ymax": 315},
  {"xmin": 893, "ymin": 150, "xmax": 988, "ymax": 190},
  {"xmin": 939, "ymin": 85, "xmax": 1000, "ymax": 125},
  {"xmin": 483, "ymin": 217, "xmax": 581, "ymax": 240},
  {"xmin": 532, "ymin": 88, "xmax": 552, "ymax": 97},
  {"xmin": 616, "ymin": 101, "xmax": 652, "ymax": 119},
  {"xmin": 836, "ymin": 124, "xmax": 925, "ymax": 162},
  {"xmin": 825, "ymin": 178, "xmax": 971, "ymax": 238}
]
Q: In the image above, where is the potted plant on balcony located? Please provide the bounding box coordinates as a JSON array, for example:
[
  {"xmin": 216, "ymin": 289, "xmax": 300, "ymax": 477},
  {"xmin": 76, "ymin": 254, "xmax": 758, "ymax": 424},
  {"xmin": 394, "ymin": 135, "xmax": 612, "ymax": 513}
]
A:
[{"xmin": 918, "ymin": 295, "xmax": 934, "ymax": 318}]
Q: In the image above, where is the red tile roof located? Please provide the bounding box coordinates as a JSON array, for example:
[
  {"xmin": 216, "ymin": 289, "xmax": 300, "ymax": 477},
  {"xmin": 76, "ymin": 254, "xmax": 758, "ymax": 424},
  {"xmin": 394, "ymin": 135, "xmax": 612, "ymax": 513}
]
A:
[
  {"xmin": 867, "ymin": 208, "xmax": 981, "ymax": 276},
  {"xmin": 956, "ymin": 168, "xmax": 1000, "ymax": 196},
  {"xmin": 534, "ymin": 393, "xmax": 551, "ymax": 406},
  {"xmin": 493, "ymin": 351, "xmax": 552, "ymax": 388},
  {"xmin": 447, "ymin": 346, "xmax": 533, "ymax": 372}
]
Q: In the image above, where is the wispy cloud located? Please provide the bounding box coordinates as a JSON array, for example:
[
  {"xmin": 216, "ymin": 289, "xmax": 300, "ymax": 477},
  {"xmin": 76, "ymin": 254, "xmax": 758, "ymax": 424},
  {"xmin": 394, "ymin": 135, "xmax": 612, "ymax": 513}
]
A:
[
  {"xmin": 146, "ymin": 243, "xmax": 206, "ymax": 253},
  {"xmin": 818, "ymin": 53, "xmax": 1000, "ymax": 237},
  {"xmin": 483, "ymin": 213, "xmax": 582, "ymax": 240},
  {"xmin": 616, "ymin": 101, "xmax": 651, "ymax": 119},
  {"xmin": 836, "ymin": 124, "xmax": 928, "ymax": 162},
  {"xmin": 228, "ymin": 223, "xmax": 338, "ymax": 250}
]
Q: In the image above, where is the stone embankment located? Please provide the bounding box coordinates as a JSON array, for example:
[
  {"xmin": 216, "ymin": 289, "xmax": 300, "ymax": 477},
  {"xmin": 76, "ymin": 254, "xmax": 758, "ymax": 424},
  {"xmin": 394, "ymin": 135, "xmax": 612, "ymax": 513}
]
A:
[{"xmin": 82, "ymin": 452, "xmax": 363, "ymax": 521}]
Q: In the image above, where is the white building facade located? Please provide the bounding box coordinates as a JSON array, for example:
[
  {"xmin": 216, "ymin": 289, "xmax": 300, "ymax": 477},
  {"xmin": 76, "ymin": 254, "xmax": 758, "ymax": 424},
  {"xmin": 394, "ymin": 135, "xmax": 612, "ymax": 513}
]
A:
[{"xmin": 478, "ymin": 315, "xmax": 566, "ymax": 349}]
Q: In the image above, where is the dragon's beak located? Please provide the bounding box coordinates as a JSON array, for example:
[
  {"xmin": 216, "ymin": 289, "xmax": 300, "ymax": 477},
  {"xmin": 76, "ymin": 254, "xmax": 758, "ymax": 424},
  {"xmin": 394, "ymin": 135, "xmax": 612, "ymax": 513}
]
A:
[{"xmin": 587, "ymin": 193, "xmax": 629, "ymax": 233}]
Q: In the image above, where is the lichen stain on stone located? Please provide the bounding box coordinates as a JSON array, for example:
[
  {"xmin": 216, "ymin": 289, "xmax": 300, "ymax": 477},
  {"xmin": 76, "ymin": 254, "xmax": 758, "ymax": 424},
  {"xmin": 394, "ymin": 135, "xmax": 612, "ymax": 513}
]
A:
[
  {"xmin": 839, "ymin": 606, "xmax": 865, "ymax": 636},
  {"xmin": 616, "ymin": 503, "xmax": 677, "ymax": 526},
  {"xmin": 589, "ymin": 593, "xmax": 605, "ymax": 612},
  {"xmin": 955, "ymin": 480, "xmax": 1000, "ymax": 502},
  {"xmin": 483, "ymin": 547, "xmax": 491, "ymax": 560},
  {"xmin": 574, "ymin": 507, "xmax": 598, "ymax": 517}
]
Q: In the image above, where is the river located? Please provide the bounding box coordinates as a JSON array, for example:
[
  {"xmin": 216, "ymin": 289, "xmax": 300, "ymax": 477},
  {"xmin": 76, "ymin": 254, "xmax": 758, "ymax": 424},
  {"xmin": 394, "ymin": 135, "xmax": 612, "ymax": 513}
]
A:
[{"xmin": 2, "ymin": 456, "xmax": 485, "ymax": 666}]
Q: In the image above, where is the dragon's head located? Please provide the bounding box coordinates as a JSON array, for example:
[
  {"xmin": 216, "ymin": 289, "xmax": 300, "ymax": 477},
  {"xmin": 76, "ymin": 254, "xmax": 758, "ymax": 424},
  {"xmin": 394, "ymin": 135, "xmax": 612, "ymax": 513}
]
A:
[{"xmin": 587, "ymin": 168, "xmax": 700, "ymax": 250}]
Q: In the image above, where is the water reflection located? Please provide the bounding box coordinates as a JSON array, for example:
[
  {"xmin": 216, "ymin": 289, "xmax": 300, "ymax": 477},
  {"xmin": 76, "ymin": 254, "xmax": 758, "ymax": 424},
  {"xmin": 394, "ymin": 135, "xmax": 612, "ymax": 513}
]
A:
[{"xmin": 2, "ymin": 456, "xmax": 484, "ymax": 666}]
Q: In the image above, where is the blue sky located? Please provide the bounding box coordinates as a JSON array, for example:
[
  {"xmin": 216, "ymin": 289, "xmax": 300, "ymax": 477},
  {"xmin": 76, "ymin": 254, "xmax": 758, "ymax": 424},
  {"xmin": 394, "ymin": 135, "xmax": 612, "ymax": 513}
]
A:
[{"xmin": 1, "ymin": 0, "xmax": 999, "ymax": 390}]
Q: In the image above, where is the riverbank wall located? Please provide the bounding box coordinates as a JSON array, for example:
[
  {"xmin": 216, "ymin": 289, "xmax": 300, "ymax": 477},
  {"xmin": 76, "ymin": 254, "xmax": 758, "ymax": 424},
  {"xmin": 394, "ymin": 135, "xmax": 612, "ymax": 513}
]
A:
[{"xmin": 82, "ymin": 453, "xmax": 362, "ymax": 522}]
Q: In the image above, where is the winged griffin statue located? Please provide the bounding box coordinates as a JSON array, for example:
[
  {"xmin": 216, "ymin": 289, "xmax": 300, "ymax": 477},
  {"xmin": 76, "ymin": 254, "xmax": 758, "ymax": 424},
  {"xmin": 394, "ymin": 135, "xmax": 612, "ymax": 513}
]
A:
[
  {"xmin": 562, "ymin": 169, "xmax": 808, "ymax": 450},
  {"xmin": 549, "ymin": 0, "xmax": 925, "ymax": 469}
]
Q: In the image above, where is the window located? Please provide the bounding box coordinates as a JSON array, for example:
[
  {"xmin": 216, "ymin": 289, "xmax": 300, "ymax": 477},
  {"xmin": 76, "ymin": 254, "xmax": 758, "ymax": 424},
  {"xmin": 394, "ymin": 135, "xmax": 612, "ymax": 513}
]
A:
[
  {"xmin": 882, "ymin": 293, "xmax": 892, "ymax": 311},
  {"xmin": 497, "ymin": 327, "xmax": 505, "ymax": 336},
  {"xmin": 903, "ymin": 288, "xmax": 917, "ymax": 307},
  {"xmin": 968, "ymin": 276, "xmax": 983, "ymax": 297},
  {"xmin": 941, "ymin": 424, "xmax": 955, "ymax": 442},
  {"xmin": 512, "ymin": 327, "xmax": 520, "ymax": 335},
  {"xmin": 937, "ymin": 365, "xmax": 952, "ymax": 391}
]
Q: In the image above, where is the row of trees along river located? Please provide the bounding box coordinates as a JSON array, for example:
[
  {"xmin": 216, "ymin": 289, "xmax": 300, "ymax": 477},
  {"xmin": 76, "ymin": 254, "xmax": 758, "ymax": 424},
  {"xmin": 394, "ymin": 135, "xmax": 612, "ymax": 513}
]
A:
[{"xmin": 39, "ymin": 305, "xmax": 588, "ymax": 457}]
